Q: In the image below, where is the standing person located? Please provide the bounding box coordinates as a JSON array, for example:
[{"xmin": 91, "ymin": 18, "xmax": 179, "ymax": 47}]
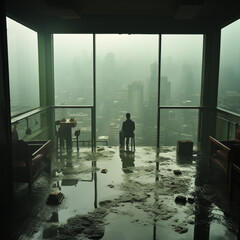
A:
[{"xmin": 121, "ymin": 113, "xmax": 135, "ymax": 150}]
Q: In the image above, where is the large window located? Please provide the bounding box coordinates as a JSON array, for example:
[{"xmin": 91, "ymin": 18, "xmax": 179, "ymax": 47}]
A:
[
  {"xmin": 160, "ymin": 35, "xmax": 203, "ymax": 107},
  {"xmin": 160, "ymin": 109, "xmax": 199, "ymax": 146},
  {"xmin": 96, "ymin": 34, "xmax": 159, "ymax": 146},
  {"xmin": 218, "ymin": 19, "xmax": 240, "ymax": 114},
  {"xmin": 160, "ymin": 35, "xmax": 203, "ymax": 146},
  {"xmin": 53, "ymin": 34, "xmax": 203, "ymax": 147},
  {"xmin": 7, "ymin": 18, "xmax": 40, "ymax": 116},
  {"xmin": 54, "ymin": 34, "xmax": 93, "ymax": 106}
]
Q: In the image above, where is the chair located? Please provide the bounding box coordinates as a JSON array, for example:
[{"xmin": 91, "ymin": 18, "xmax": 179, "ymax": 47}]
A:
[
  {"xmin": 123, "ymin": 134, "xmax": 135, "ymax": 152},
  {"xmin": 55, "ymin": 120, "xmax": 61, "ymax": 150},
  {"xmin": 74, "ymin": 129, "xmax": 81, "ymax": 151},
  {"xmin": 55, "ymin": 120, "xmax": 71, "ymax": 151},
  {"xmin": 229, "ymin": 162, "xmax": 240, "ymax": 200},
  {"xmin": 12, "ymin": 140, "xmax": 52, "ymax": 192},
  {"xmin": 209, "ymin": 124, "xmax": 240, "ymax": 182}
]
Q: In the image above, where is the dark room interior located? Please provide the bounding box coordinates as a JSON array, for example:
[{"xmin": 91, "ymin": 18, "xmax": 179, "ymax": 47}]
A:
[{"xmin": 1, "ymin": 0, "xmax": 240, "ymax": 239}]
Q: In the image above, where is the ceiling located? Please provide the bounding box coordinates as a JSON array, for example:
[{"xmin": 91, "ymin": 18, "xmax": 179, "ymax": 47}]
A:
[{"xmin": 5, "ymin": 0, "xmax": 240, "ymax": 33}]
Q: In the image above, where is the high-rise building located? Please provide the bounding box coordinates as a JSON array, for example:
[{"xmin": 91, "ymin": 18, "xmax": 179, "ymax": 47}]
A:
[
  {"xmin": 180, "ymin": 64, "xmax": 194, "ymax": 100},
  {"xmin": 160, "ymin": 76, "xmax": 171, "ymax": 105},
  {"xmin": 128, "ymin": 81, "xmax": 144, "ymax": 117}
]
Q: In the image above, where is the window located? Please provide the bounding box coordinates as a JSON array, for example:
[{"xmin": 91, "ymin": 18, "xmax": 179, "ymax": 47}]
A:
[
  {"xmin": 218, "ymin": 19, "xmax": 240, "ymax": 114},
  {"xmin": 160, "ymin": 35, "xmax": 203, "ymax": 106},
  {"xmin": 159, "ymin": 35, "xmax": 203, "ymax": 146},
  {"xmin": 96, "ymin": 34, "xmax": 159, "ymax": 146},
  {"xmin": 54, "ymin": 34, "xmax": 93, "ymax": 106},
  {"xmin": 160, "ymin": 109, "xmax": 199, "ymax": 146},
  {"xmin": 7, "ymin": 17, "xmax": 39, "ymax": 116}
]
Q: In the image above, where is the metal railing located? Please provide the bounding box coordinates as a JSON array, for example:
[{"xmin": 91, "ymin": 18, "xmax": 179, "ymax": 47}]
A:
[
  {"xmin": 11, "ymin": 105, "xmax": 96, "ymax": 151},
  {"xmin": 157, "ymin": 105, "xmax": 203, "ymax": 147},
  {"xmin": 55, "ymin": 105, "xmax": 95, "ymax": 151},
  {"xmin": 216, "ymin": 107, "xmax": 240, "ymax": 140}
]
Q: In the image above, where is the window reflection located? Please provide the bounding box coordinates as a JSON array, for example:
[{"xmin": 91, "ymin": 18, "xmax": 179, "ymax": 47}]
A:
[
  {"xmin": 7, "ymin": 17, "xmax": 39, "ymax": 116},
  {"xmin": 218, "ymin": 19, "xmax": 240, "ymax": 114}
]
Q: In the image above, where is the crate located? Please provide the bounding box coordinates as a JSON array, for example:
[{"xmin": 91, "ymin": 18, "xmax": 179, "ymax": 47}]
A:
[{"xmin": 177, "ymin": 140, "xmax": 193, "ymax": 156}]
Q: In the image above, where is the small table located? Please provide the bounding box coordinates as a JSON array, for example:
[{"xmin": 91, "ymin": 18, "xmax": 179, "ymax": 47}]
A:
[{"xmin": 60, "ymin": 119, "xmax": 77, "ymax": 149}]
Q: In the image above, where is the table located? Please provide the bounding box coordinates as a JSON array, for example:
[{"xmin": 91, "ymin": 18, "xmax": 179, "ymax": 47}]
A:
[{"xmin": 60, "ymin": 118, "xmax": 77, "ymax": 149}]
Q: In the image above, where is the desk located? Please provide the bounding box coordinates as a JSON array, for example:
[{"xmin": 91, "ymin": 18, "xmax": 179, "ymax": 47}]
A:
[{"xmin": 60, "ymin": 119, "xmax": 77, "ymax": 149}]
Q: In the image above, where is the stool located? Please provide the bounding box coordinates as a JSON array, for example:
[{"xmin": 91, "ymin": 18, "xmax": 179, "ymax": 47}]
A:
[{"xmin": 177, "ymin": 140, "xmax": 193, "ymax": 156}]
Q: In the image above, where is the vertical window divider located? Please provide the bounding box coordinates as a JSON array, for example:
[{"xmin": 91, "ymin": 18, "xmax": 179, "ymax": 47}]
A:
[
  {"xmin": 92, "ymin": 34, "xmax": 96, "ymax": 152},
  {"xmin": 157, "ymin": 34, "xmax": 162, "ymax": 149}
]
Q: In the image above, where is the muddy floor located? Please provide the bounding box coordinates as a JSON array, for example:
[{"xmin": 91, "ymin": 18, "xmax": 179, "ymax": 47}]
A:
[{"xmin": 5, "ymin": 146, "xmax": 240, "ymax": 239}]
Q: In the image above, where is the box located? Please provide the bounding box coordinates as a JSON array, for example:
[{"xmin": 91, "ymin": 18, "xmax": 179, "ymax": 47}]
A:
[{"xmin": 177, "ymin": 140, "xmax": 193, "ymax": 156}]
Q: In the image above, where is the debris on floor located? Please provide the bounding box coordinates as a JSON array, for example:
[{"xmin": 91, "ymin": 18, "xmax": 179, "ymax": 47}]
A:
[
  {"xmin": 54, "ymin": 208, "xmax": 107, "ymax": 240},
  {"xmin": 9, "ymin": 146, "xmax": 239, "ymax": 240},
  {"xmin": 48, "ymin": 212, "xmax": 59, "ymax": 222},
  {"xmin": 187, "ymin": 196, "xmax": 195, "ymax": 204},
  {"xmin": 97, "ymin": 147, "xmax": 105, "ymax": 152},
  {"xmin": 175, "ymin": 195, "xmax": 187, "ymax": 205},
  {"xmin": 46, "ymin": 191, "xmax": 64, "ymax": 205},
  {"xmin": 173, "ymin": 169, "xmax": 182, "ymax": 175},
  {"xmin": 101, "ymin": 168, "xmax": 108, "ymax": 174},
  {"xmin": 172, "ymin": 224, "xmax": 188, "ymax": 234}
]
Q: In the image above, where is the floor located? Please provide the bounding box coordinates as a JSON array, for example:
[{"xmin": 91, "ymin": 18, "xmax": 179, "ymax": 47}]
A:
[{"xmin": 3, "ymin": 145, "xmax": 240, "ymax": 240}]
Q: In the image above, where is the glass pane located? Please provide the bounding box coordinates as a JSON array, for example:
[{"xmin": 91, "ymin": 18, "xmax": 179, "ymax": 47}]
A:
[
  {"xmin": 160, "ymin": 109, "xmax": 199, "ymax": 146},
  {"xmin": 54, "ymin": 34, "xmax": 93, "ymax": 105},
  {"xmin": 55, "ymin": 108, "xmax": 92, "ymax": 147},
  {"xmin": 7, "ymin": 18, "xmax": 39, "ymax": 116},
  {"xmin": 218, "ymin": 19, "xmax": 240, "ymax": 114},
  {"xmin": 96, "ymin": 34, "xmax": 159, "ymax": 146},
  {"xmin": 12, "ymin": 119, "xmax": 27, "ymax": 140},
  {"xmin": 160, "ymin": 35, "xmax": 203, "ymax": 106},
  {"xmin": 28, "ymin": 113, "xmax": 41, "ymax": 133}
]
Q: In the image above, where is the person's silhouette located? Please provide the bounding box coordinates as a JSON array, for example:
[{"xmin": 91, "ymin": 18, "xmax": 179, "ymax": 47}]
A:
[{"xmin": 120, "ymin": 113, "xmax": 135, "ymax": 150}]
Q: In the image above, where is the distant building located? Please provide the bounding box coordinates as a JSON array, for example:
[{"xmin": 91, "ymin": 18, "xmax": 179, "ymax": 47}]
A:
[
  {"xmin": 180, "ymin": 64, "xmax": 194, "ymax": 100},
  {"xmin": 128, "ymin": 81, "xmax": 144, "ymax": 116},
  {"xmin": 142, "ymin": 62, "xmax": 159, "ymax": 146},
  {"xmin": 160, "ymin": 76, "xmax": 171, "ymax": 105}
]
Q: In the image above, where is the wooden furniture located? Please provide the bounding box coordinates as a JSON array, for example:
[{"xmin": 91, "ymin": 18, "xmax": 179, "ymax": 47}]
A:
[
  {"xmin": 74, "ymin": 129, "xmax": 80, "ymax": 151},
  {"xmin": 229, "ymin": 143, "xmax": 240, "ymax": 199},
  {"xmin": 209, "ymin": 124, "xmax": 240, "ymax": 182},
  {"xmin": 55, "ymin": 120, "xmax": 61, "ymax": 150},
  {"xmin": 12, "ymin": 140, "xmax": 52, "ymax": 192},
  {"xmin": 59, "ymin": 118, "xmax": 77, "ymax": 150},
  {"xmin": 60, "ymin": 118, "xmax": 77, "ymax": 128},
  {"xmin": 177, "ymin": 140, "xmax": 193, "ymax": 156},
  {"xmin": 229, "ymin": 162, "xmax": 240, "ymax": 200}
]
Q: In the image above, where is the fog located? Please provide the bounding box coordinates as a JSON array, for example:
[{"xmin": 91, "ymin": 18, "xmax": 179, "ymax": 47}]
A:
[
  {"xmin": 10, "ymin": 14, "xmax": 240, "ymax": 146},
  {"xmin": 7, "ymin": 17, "xmax": 39, "ymax": 116},
  {"xmin": 218, "ymin": 19, "xmax": 240, "ymax": 114},
  {"xmin": 54, "ymin": 34, "xmax": 203, "ymax": 146}
]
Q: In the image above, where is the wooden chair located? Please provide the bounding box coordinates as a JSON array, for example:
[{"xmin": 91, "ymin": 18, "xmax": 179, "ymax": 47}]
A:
[
  {"xmin": 55, "ymin": 120, "xmax": 61, "ymax": 150},
  {"xmin": 209, "ymin": 124, "xmax": 240, "ymax": 182},
  {"xmin": 229, "ymin": 162, "xmax": 240, "ymax": 200},
  {"xmin": 55, "ymin": 120, "xmax": 70, "ymax": 151},
  {"xmin": 74, "ymin": 129, "xmax": 81, "ymax": 151},
  {"xmin": 12, "ymin": 140, "xmax": 52, "ymax": 192}
]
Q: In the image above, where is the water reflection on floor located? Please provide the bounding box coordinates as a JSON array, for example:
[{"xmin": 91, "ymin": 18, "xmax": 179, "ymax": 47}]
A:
[{"xmin": 10, "ymin": 146, "xmax": 239, "ymax": 239}]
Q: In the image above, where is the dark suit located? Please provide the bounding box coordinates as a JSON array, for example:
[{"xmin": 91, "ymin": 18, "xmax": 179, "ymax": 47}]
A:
[{"xmin": 122, "ymin": 119, "xmax": 135, "ymax": 147}]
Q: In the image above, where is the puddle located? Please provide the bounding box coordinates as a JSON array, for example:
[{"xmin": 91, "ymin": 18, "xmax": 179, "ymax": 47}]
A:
[{"xmin": 11, "ymin": 146, "xmax": 239, "ymax": 239}]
